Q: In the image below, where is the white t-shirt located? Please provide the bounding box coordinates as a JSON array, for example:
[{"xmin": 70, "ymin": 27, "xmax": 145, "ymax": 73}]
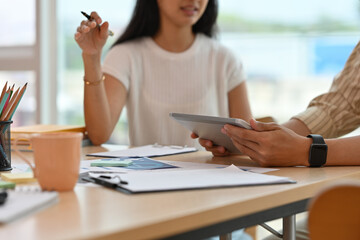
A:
[{"xmin": 102, "ymin": 33, "xmax": 245, "ymax": 147}]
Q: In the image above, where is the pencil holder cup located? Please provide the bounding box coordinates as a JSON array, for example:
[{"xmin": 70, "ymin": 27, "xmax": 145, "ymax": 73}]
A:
[{"xmin": 0, "ymin": 121, "xmax": 13, "ymax": 171}]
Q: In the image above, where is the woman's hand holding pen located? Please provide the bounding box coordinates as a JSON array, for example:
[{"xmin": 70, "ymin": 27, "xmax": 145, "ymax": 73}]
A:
[{"xmin": 74, "ymin": 11, "xmax": 109, "ymax": 55}]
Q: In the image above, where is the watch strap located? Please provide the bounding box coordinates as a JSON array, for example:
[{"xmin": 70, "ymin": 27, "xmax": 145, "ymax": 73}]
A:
[
  {"xmin": 307, "ymin": 134, "xmax": 327, "ymax": 167},
  {"xmin": 307, "ymin": 134, "xmax": 326, "ymax": 144}
]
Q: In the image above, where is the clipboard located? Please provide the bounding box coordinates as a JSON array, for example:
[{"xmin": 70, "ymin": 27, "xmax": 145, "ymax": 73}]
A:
[
  {"xmin": 82, "ymin": 165, "xmax": 296, "ymax": 194},
  {"xmin": 169, "ymin": 113, "xmax": 251, "ymax": 153}
]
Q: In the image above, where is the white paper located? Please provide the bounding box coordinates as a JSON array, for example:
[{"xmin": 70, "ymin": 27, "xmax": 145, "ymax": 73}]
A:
[
  {"xmin": 11, "ymin": 164, "xmax": 32, "ymax": 173},
  {"xmin": 0, "ymin": 190, "xmax": 58, "ymax": 223},
  {"xmin": 156, "ymin": 160, "xmax": 278, "ymax": 174},
  {"xmin": 86, "ymin": 144, "xmax": 197, "ymax": 158},
  {"xmin": 90, "ymin": 165, "xmax": 295, "ymax": 193}
]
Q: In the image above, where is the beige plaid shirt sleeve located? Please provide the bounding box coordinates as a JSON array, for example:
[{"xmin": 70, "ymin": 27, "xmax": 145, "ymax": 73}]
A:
[{"xmin": 293, "ymin": 41, "xmax": 360, "ymax": 138}]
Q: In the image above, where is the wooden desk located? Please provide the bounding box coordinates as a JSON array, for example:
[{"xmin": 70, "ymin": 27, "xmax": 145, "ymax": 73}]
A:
[{"xmin": 1, "ymin": 145, "xmax": 360, "ymax": 240}]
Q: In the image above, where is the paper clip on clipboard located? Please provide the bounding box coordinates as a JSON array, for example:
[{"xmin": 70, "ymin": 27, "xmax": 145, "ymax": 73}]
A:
[{"xmin": 82, "ymin": 174, "xmax": 130, "ymax": 193}]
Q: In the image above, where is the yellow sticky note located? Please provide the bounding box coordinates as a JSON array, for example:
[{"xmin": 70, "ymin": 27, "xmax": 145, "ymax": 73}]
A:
[{"xmin": 1, "ymin": 173, "xmax": 36, "ymax": 183}]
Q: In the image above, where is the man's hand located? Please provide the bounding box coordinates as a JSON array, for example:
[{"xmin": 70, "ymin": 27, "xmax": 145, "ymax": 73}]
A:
[{"xmin": 221, "ymin": 119, "xmax": 311, "ymax": 166}]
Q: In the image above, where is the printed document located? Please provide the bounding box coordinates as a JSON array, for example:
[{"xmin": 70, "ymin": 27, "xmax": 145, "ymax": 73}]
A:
[
  {"xmin": 87, "ymin": 144, "xmax": 197, "ymax": 158},
  {"xmin": 89, "ymin": 165, "xmax": 295, "ymax": 193}
]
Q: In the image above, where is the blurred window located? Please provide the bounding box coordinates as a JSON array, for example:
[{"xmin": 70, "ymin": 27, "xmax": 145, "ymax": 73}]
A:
[{"xmin": 0, "ymin": 0, "xmax": 37, "ymax": 127}]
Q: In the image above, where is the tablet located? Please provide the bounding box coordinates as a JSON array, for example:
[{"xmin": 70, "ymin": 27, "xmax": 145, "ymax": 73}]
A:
[{"xmin": 169, "ymin": 113, "xmax": 251, "ymax": 153}]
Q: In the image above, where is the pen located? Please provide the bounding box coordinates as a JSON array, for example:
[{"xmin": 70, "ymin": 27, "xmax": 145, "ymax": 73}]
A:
[
  {"xmin": 0, "ymin": 191, "xmax": 8, "ymax": 205},
  {"xmin": 81, "ymin": 11, "xmax": 114, "ymax": 36},
  {"xmin": 99, "ymin": 175, "xmax": 128, "ymax": 185},
  {"xmin": 91, "ymin": 176, "xmax": 128, "ymax": 189}
]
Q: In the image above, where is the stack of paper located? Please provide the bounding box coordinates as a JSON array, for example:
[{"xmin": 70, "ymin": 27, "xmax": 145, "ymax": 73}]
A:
[
  {"xmin": 11, "ymin": 124, "xmax": 90, "ymax": 151},
  {"xmin": 11, "ymin": 124, "xmax": 86, "ymax": 134},
  {"xmin": 1, "ymin": 172, "xmax": 36, "ymax": 183},
  {"xmin": 0, "ymin": 190, "xmax": 58, "ymax": 223}
]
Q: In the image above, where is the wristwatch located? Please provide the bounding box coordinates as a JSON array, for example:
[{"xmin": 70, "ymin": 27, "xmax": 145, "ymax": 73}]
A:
[{"xmin": 307, "ymin": 134, "xmax": 328, "ymax": 167}]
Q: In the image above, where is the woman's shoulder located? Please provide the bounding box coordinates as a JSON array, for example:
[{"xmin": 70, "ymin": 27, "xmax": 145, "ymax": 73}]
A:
[
  {"xmin": 197, "ymin": 34, "xmax": 237, "ymax": 60},
  {"xmin": 198, "ymin": 34, "xmax": 237, "ymax": 61}
]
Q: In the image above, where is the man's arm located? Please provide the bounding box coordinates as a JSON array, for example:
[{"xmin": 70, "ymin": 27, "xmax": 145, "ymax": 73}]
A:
[
  {"xmin": 281, "ymin": 118, "xmax": 360, "ymax": 165},
  {"xmin": 282, "ymin": 118, "xmax": 311, "ymax": 136},
  {"xmin": 326, "ymin": 136, "xmax": 360, "ymax": 165},
  {"xmin": 222, "ymin": 119, "xmax": 360, "ymax": 166}
]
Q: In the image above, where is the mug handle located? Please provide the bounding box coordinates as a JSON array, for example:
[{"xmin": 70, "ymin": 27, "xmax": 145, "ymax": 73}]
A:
[{"xmin": 13, "ymin": 136, "xmax": 36, "ymax": 176}]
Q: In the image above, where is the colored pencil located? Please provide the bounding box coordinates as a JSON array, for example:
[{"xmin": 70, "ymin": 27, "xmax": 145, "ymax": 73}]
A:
[
  {"xmin": 6, "ymin": 83, "xmax": 27, "ymax": 121},
  {"xmin": 1, "ymin": 88, "xmax": 11, "ymax": 117},
  {"xmin": 0, "ymin": 87, "xmax": 20, "ymax": 121},
  {"xmin": 0, "ymin": 82, "xmax": 8, "ymax": 103}
]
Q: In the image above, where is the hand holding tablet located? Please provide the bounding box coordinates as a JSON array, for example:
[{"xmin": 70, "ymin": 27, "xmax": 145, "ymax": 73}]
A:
[{"xmin": 169, "ymin": 113, "xmax": 251, "ymax": 153}]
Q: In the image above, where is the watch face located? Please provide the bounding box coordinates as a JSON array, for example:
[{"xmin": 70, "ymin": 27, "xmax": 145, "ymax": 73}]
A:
[{"xmin": 309, "ymin": 144, "xmax": 328, "ymax": 167}]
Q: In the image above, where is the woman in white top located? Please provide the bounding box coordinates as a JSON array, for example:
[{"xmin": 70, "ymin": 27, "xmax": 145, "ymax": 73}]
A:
[{"xmin": 74, "ymin": 0, "xmax": 252, "ymax": 147}]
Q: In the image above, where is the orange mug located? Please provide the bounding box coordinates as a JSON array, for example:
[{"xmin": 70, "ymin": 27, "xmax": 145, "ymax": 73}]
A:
[{"xmin": 14, "ymin": 132, "xmax": 83, "ymax": 191}]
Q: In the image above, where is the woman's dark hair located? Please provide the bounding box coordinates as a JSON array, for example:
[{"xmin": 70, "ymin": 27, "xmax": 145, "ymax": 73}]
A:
[{"xmin": 113, "ymin": 0, "xmax": 218, "ymax": 46}]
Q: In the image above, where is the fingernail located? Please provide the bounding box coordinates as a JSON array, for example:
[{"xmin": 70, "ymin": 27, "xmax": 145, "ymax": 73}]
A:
[
  {"xmin": 206, "ymin": 142, "xmax": 212, "ymax": 147},
  {"xmin": 221, "ymin": 128, "xmax": 227, "ymax": 134}
]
